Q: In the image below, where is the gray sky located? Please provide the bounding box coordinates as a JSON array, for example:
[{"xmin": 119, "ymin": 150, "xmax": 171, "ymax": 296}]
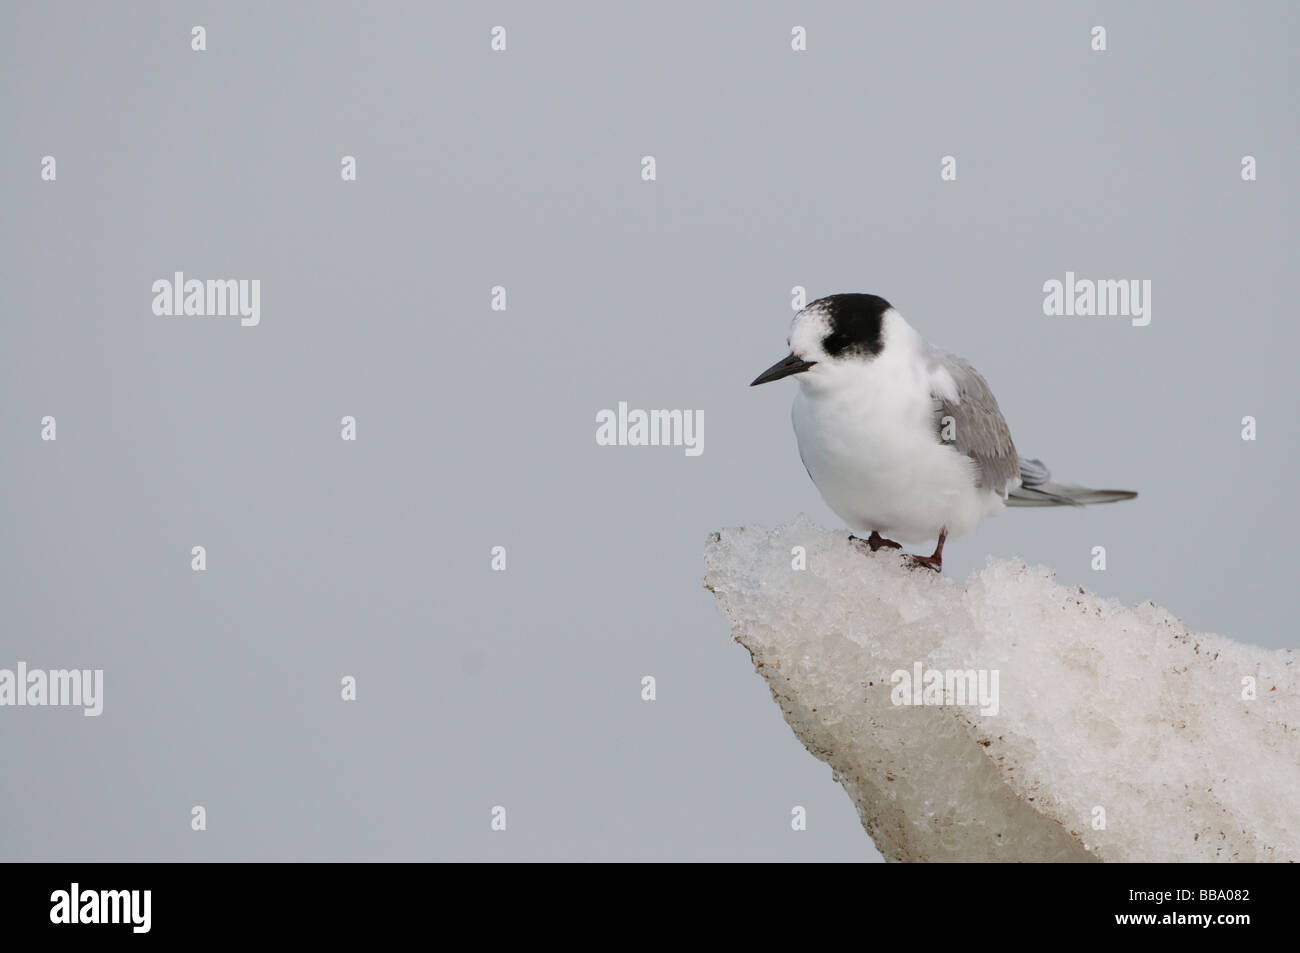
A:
[{"xmin": 1, "ymin": 1, "xmax": 1296, "ymax": 861}]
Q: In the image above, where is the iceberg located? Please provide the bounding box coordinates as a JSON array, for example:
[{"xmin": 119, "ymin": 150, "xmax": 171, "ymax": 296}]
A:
[{"xmin": 703, "ymin": 518, "xmax": 1299, "ymax": 862}]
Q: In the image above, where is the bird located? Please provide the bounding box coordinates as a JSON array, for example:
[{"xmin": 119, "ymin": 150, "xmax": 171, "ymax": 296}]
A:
[{"xmin": 750, "ymin": 293, "xmax": 1137, "ymax": 572}]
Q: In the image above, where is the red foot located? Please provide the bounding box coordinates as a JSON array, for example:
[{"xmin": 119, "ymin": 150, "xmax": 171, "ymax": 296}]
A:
[
  {"xmin": 850, "ymin": 531, "xmax": 903, "ymax": 553},
  {"xmin": 907, "ymin": 554, "xmax": 942, "ymax": 573},
  {"xmin": 867, "ymin": 531, "xmax": 902, "ymax": 552},
  {"xmin": 907, "ymin": 528, "xmax": 948, "ymax": 574}
]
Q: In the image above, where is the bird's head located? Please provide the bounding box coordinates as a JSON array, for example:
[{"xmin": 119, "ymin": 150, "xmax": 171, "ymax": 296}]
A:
[{"xmin": 750, "ymin": 293, "xmax": 892, "ymax": 390}]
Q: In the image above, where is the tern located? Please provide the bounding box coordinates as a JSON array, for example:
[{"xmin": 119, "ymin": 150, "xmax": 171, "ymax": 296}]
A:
[{"xmin": 751, "ymin": 293, "xmax": 1137, "ymax": 571}]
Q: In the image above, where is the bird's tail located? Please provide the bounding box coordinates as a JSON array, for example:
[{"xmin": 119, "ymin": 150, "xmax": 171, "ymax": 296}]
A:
[{"xmin": 1006, "ymin": 458, "xmax": 1138, "ymax": 508}]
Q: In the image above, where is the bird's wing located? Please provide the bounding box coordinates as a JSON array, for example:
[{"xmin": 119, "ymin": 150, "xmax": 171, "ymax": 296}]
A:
[
  {"xmin": 926, "ymin": 348, "xmax": 1021, "ymax": 495},
  {"xmin": 1007, "ymin": 456, "xmax": 1077, "ymax": 505},
  {"xmin": 1019, "ymin": 456, "xmax": 1050, "ymax": 486},
  {"xmin": 1007, "ymin": 456, "xmax": 1138, "ymax": 507}
]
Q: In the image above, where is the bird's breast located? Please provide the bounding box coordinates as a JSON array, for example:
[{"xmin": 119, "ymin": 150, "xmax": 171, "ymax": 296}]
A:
[{"xmin": 790, "ymin": 376, "xmax": 985, "ymax": 542}]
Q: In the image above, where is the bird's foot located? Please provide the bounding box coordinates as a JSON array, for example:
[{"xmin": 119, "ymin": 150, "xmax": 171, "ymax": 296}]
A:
[
  {"xmin": 849, "ymin": 531, "xmax": 903, "ymax": 554},
  {"xmin": 868, "ymin": 531, "xmax": 903, "ymax": 552},
  {"xmin": 906, "ymin": 528, "xmax": 947, "ymax": 573},
  {"xmin": 906, "ymin": 554, "xmax": 943, "ymax": 573}
]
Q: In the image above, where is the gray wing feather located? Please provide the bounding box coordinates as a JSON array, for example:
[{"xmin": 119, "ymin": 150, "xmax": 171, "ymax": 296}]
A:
[
  {"xmin": 927, "ymin": 348, "xmax": 1139, "ymax": 507},
  {"xmin": 1007, "ymin": 457, "xmax": 1080, "ymax": 506},
  {"xmin": 1009, "ymin": 455, "xmax": 1139, "ymax": 507},
  {"xmin": 1019, "ymin": 457, "xmax": 1050, "ymax": 485},
  {"xmin": 928, "ymin": 349, "xmax": 1020, "ymax": 495}
]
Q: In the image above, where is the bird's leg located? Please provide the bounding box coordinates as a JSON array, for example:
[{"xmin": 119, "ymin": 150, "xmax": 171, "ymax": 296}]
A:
[
  {"xmin": 849, "ymin": 531, "xmax": 903, "ymax": 554},
  {"xmin": 908, "ymin": 528, "xmax": 947, "ymax": 573}
]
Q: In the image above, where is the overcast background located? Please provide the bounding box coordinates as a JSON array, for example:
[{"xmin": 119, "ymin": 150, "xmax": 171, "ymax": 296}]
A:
[{"xmin": 2, "ymin": 1, "xmax": 1296, "ymax": 862}]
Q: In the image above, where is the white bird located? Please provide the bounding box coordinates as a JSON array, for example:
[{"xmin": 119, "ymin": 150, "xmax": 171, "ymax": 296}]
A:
[{"xmin": 751, "ymin": 294, "xmax": 1136, "ymax": 571}]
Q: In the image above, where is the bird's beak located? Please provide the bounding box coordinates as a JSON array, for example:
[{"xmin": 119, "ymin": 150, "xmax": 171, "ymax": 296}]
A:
[{"xmin": 751, "ymin": 353, "xmax": 816, "ymax": 386}]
